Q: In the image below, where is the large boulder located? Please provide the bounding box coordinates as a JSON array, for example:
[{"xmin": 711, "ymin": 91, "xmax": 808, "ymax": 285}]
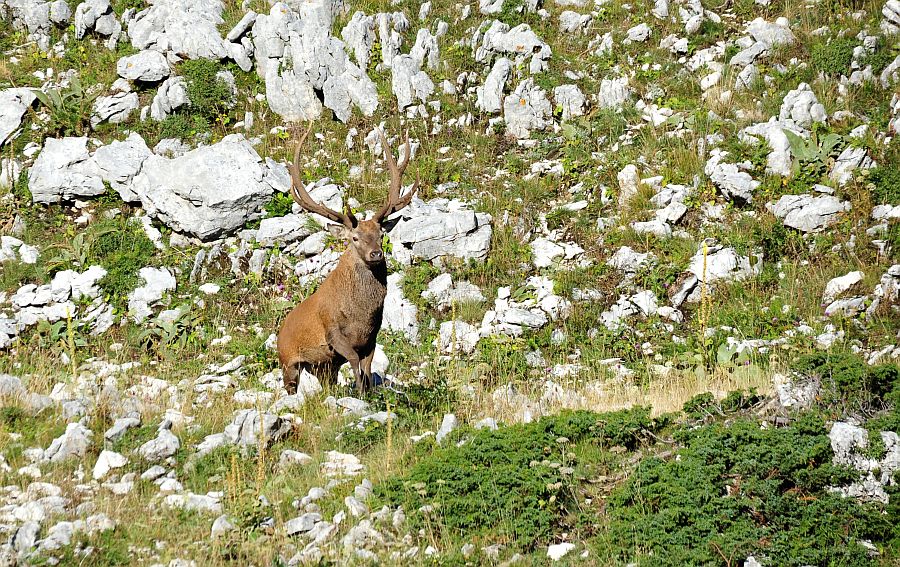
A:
[
  {"xmin": 92, "ymin": 132, "xmax": 152, "ymax": 201},
  {"xmin": 252, "ymin": 2, "xmax": 378, "ymax": 123},
  {"xmin": 127, "ymin": 134, "xmax": 278, "ymax": 239},
  {"xmin": 28, "ymin": 137, "xmax": 105, "ymax": 203},
  {"xmin": 388, "ymin": 198, "xmax": 492, "ymax": 264},
  {"xmin": 767, "ymin": 194, "xmax": 850, "ymax": 233},
  {"xmin": 128, "ymin": 0, "xmax": 245, "ymax": 62}
]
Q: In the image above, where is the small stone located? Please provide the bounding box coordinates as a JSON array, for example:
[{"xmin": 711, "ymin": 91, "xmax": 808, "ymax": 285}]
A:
[
  {"xmin": 436, "ymin": 413, "xmax": 458, "ymax": 445},
  {"xmin": 93, "ymin": 450, "xmax": 128, "ymax": 480},
  {"xmin": 548, "ymin": 542, "xmax": 576, "ymax": 561}
]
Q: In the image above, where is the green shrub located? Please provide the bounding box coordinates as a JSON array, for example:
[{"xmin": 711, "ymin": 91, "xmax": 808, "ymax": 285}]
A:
[
  {"xmin": 158, "ymin": 112, "xmax": 208, "ymax": 140},
  {"xmin": 180, "ymin": 59, "xmax": 234, "ymax": 122},
  {"xmin": 111, "ymin": 0, "xmax": 145, "ymax": 15},
  {"xmin": 810, "ymin": 38, "xmax": 857, "ymax": 76},
  {"xmin": 753, "ymin": 217, "xmax": 801, "ymax": 260},
  {"xmin": 376, "ymin": 409, "xmax": 664, "ymax": 551},
  {"xmin": 603, "ymin": 413, "xmax": 896, "ymax": 566},
  {"xmin": 264, "ymin": 192, "xmax": 295, "ymax": 218},
  {"xmin": 791, "ymin": 352, "xmax": 899, "ymax": 411},
  {"xmin": 859, "ymin": 39, "xmax": 898, "ymax": 74},
  {"xmin": 869, "ymin": 165, "xmax": 900, "ymax": 205},
  {"xmin": 89, "ymin": 218, "xmax": 158, "ymax": 310},
  {"xmin": 682, "ymin": 390, "xmax": 764, "ymax": 421}
]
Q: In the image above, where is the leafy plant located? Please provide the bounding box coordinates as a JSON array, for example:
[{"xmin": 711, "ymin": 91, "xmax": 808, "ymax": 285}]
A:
[
  {"xmin": 784, "ymin": 129, "xmax": 842, "ymax": 165},
  {"xmin": 31, "ymin": 75, "xmax": 100, "ymax": 136},
  {"xmin": 783, "ymin": 128, "xmax": 843, "ymax": 178},
  {"xmin": 137, "ymin": 304, "xmax": 205, "ymax": 354},
  {"xmin": 264, "ymin": 192, "xmax": 295, "ymax": 218}
]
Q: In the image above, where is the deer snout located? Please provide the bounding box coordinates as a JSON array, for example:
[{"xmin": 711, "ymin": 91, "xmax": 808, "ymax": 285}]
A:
[{"xmin": 369, "ymin": 250, "xmax": 384, "ymax": 261}]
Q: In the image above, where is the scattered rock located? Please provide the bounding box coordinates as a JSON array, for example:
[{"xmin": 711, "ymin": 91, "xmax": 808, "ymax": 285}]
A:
[
  {"xmin": 92, "ymin": 450, "xmax": 128, "ymax": 480},
  {"xmin": 116, "ymin": 50, "xmax": 170, "ymax": 82},
  {"xmin": 388, "ymin": 198, "xmax": 492, "ymax": 264},
  {"xmin": 435, "ymin": 413, "xmax": 458, "ymax": 444},
  {"xmin": 548, "ymin": 542, "xmax": 576, "ymax": 561},
  {"xmin": 223, "ymin": 409, "xmax": 292, "ymax": 448},
  {"xmin": 823, "ymin": 271, "xmax": 864, "ymax": 305},
  {"xmin": 767, "ymin": 194, "xmax": 850, "ymax": 233},
  {"xmin": 44, "ymin": 423, "xmax": 93, "ymax": 463},
  {"xmin": 128, "ymin": 267, "xmax": 176, "ymax": 323},
  {"xmin": 138, "ymin": 427, "xmax": 180, "ymax": 462},
  {"xmin": 503, "ymin": 78, "xmax": 552, "ymax": 138},
  {"xmin": 779, "ymin": 83, "xmax": 826, "ymax": 129},
  {"xmin": 0, "ymin": 88, "xmax": 36, "ymax": 147}
]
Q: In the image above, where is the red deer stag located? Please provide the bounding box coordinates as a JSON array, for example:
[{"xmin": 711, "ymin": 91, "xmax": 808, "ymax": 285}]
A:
[{"xmin": 277, "ymin": 123, "xmax": 419, "ymax": 394}]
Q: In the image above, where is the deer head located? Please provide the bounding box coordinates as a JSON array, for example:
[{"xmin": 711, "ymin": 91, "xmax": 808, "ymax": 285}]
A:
[{"xmin": 287, "ymin": 123, "xmax": 419, "ymax": 266}]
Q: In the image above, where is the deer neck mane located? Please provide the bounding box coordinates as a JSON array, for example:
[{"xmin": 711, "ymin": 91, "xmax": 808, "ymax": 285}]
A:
[{"xmin": 338, "ymin": 250, "xmax": 387, "ymax": 290}]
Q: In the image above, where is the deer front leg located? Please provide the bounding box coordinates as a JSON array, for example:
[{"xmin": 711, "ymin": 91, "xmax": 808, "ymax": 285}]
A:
[
  {"xmin": 326, "ymin": 329, "xmax": 364, "ymax": 390},
  {"xmin": 360, "ymin": 349, "xmax": 376, "ymax": 392}
]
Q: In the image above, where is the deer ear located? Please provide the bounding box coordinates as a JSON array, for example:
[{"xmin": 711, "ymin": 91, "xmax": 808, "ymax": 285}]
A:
[{"xmin": 326, "ymin": 224, "xmax": 350, "ymax": 240}]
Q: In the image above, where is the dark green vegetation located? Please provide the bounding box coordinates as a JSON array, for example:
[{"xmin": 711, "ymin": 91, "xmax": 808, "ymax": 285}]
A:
[
  {"xmin": 792, "ymin": 352, "xmax": 900, "ymax": 415},
  {"xmin": 868, "ymin": 164, "xmax": 900, "ymax": 206},
  {"xmin": 375, "ymin": 352, "xmax": 900, "ymax": 564},
  {"xmin": 46, "ymin": 214, "xmax": 158, "ymax": 312},
  {"xmin": 810, "ymin": 38, "xmax": 857, "ymax": 76},
  {"xmin": 603, "ymin": 413, "xmax": 896, "ymax": 567},
  {"xmin": 376, "ymin": 408, "xmax": 668, "ymax": 552}
]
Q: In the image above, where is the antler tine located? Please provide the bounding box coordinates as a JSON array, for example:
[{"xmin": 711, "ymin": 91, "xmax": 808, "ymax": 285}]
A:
[
  {"xmin": 396, "ymin": 130, "xmax": 412, "ymax": 174},
  {"xmin": 287, "ymin": 121, "xmax": 357, "ymax": 229},
  {"xmin": 375, "ymin": 128, "xmax": 420, "ymax": 223}
]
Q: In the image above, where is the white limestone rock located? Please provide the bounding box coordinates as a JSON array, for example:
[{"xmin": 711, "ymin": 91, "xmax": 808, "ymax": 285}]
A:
[
  {"xmin": 28, "ymin": 137, "xmax": 104, "ymax": 203},
  {"xmin": 127, "ymin": 134, "xmax": 277, "ymax": 239},
  {"xmin": 503, "ymin": 78, "xmax": 552, "ymax": 139},
  {"xmin": 0, "ymin": 88, "xmax": 36, "ymax": 147},
  {"xmin": 767, "ymin": 194, "xmax": 850, "ymax": 233},
  {"xmin": 116, "ymin": 50, "xmax": 170, "ymax": 82}
]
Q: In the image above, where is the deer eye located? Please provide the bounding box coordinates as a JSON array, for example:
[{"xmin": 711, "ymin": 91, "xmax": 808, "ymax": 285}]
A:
[{"xmin": 352, "ymin": 236, "xmax": 359, "ymax": 242}]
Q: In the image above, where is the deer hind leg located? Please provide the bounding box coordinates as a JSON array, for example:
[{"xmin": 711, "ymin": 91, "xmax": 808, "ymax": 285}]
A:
[{"xmin": 325, "ymin": 329, "xmax": 363, "ymax": 391}]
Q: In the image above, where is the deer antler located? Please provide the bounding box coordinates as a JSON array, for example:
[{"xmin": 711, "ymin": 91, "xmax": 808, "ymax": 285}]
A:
[
  {"xmin": 287, "ymin": 122, "xmax": 358, "ymax": 229},
  {"xmin": 374, "ymin": 128, "xmax": 420, "ymax": 223}
]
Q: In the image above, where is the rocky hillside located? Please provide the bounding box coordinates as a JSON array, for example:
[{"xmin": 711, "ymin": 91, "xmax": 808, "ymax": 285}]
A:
[{"xmin": 1, "ymin": 0, "xmax": 900, "ymax": 564}]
